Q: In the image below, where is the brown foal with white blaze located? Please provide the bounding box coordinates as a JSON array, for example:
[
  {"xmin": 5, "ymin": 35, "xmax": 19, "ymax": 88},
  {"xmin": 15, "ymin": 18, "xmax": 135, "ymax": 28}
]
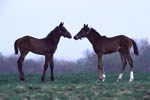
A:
[
  {"xmin": 74, "ymin": 24, "xmax": 139, "ymax": 82},
  {"xmin": 14, "ymin": 22, "xmax": 72, "ymax": 81}
]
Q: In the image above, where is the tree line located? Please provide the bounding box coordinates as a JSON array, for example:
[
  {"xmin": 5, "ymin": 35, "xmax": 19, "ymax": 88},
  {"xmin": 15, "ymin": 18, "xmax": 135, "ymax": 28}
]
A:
[{"xmin": 0, "ymin": 39, "xmax": 150, "ymax": 73}]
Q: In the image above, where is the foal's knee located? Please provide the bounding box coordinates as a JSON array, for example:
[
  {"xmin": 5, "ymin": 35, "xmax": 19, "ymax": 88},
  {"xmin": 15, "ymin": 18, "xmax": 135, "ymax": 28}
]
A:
[{"xmin": 17, "ymin": 57, "xmax": 23, "ymax": 63}]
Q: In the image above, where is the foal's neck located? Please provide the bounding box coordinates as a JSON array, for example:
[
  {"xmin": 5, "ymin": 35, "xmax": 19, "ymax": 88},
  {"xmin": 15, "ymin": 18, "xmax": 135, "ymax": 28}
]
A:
[
  {"xmin": 87, "ymin": 30, "xmax": 102, "ymax": 46},
  {"xmin": 46, "ymin": 30, "xmax": 61, "ymax": 45}
]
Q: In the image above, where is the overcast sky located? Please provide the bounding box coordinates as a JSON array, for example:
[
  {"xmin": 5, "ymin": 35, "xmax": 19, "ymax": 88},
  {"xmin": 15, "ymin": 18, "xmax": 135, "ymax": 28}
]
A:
[{"xmin": 0, "ymin": 0, "xmax": 150, "ymax": 61}]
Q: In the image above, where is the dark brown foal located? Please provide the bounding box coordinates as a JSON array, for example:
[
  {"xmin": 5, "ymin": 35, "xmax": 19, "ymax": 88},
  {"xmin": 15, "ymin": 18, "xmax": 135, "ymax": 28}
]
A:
[
  {"xmin": 74, "ymin": 24, "xmax": 139, "ymax": 82},
  {"xmin": 14, "ymin": 22, "xmax": 72, "ymax": 81}
]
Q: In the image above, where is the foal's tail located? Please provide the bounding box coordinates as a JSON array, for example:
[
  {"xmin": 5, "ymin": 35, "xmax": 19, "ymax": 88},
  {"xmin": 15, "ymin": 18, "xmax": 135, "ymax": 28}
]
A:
[
  {"xmin": 131, "ymin": 39, "xmax": 139, "ymax": 56},
  {"xmin": 14, "ymin": 40, "xmax": 18, "ymax": 55}
]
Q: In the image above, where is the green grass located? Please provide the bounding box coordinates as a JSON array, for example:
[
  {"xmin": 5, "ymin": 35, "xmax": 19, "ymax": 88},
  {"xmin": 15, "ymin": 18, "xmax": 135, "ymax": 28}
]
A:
[{"xmin": 0, "ymin": 72, "xmax": 150, "ymax": 100}]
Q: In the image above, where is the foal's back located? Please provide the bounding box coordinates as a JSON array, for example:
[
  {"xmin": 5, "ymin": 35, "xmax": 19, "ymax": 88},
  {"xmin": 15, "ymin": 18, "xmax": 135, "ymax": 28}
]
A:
[
  {"xmin": 96, "ymin": 35, "xmax": 132, "ymax": 54},
  {"xmin": 15, "ymin": 36, "xmax": 53, "ymax": 55}
]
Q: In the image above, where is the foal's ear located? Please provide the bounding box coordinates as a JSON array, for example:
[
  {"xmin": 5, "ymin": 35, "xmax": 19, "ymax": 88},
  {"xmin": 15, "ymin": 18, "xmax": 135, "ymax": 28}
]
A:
[
  {"xmin": 84, "ymin": 24, "xmax": 88, "ymax": 27},
  {"xmin": 59, "ymin": 22, "xmax": 64, "ymax": 27}
]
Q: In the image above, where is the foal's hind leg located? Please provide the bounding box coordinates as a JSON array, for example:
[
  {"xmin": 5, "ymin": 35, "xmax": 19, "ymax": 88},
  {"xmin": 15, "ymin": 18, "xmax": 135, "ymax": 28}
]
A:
[
  {"xmin": 117, "ymin": 52, "xmax": 127, "ymax": 82},
  {"xmin": 41, "ymin": 56, "xmax": 49, "ymax": 82},
  {"xmin": 17, "ymin": 52, "xmax": 28, "ymax": 81},
  {"xmin": 127, "ymin": 53, "xmax": 134, "ymax": 82}
]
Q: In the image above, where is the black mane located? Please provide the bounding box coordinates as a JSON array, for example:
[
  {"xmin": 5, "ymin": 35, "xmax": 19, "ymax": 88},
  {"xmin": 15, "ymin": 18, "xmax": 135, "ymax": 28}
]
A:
[
  {"xmin": 46, "ymin": 27, "xmax": 58, "ymax": 38},
  {"xmin": 91, "ymin": 28, "xmax": 102, "ymax": 37}
]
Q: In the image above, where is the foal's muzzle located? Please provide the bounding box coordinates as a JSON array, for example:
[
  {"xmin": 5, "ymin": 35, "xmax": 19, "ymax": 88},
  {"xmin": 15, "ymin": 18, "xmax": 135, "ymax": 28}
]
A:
[
  {"xmin": 66, "ymin": 34, "xmax": 72, "ymax": 39},
  {"xmin": 74, "ymin": 36, "xmax": 78, "ymax": 40},
  {"xmin": 68, "ymin": 34, "xmax": 72, "ymax": 39},
  {"xmin": 63, "ymin": 32, "xmax": 72, "ymax": 39}
]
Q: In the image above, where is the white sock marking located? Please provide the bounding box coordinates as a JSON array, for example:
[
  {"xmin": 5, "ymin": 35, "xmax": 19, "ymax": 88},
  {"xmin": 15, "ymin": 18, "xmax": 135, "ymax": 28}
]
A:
[
  {"xmin": 102, "ymin": 74, "xmax": 106, "ymax": 82},
  {"xmin": 103, "ymin": 74, "xmax": 106, "ymax": 79},
  {"xmin": 117, "ymin": 73, "xmax": 123, "ymax": 82},
  {"xmin": 118, "ymin": 73, "xmax": 123, "ymax": 79},
  {"xmin": 129, "ymin": 71, "xmax": 134, "ymax": 82}
]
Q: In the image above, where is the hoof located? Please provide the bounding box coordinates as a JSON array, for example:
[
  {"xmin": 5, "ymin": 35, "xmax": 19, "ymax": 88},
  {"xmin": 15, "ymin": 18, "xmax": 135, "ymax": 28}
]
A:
[
  {"xmin": 102, "ymin": 79, "xmax": 105, "ymax": 82},
  {"xmin": 99, "ymin": 77, "xmax": 102, "ymax": 81},
  {"xmin": 41, "ymin": 77, "xmax": 45, "ymax": 82},
  {"xmin": 129, "ymin": 79, "xmax": 134, "ymax": 82},
  {"xmin": 20, "ymin": 78, "xmax": 25, "ymax": 81},
  {"xmin": 116, "ymin": 79, "xmax": 120, "ymax": 82},
  {"xmin": 41, "ymin": 78, "xmax": 45, "ymax": 82},
  {"xmin": 51, "ymin": 77, "xmax": 55, "ymax": 81},
  {"xmin": 99, "ymin": 78, "xmax": 105, "ymax": 82}
]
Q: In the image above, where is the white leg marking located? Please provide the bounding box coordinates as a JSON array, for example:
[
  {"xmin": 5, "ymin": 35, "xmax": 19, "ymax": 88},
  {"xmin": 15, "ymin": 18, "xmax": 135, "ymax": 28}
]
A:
[
  {"xmin": 117, "ymin": 73, "xmax": 123, "ymax": 82},
  {"xmin": 129, "ymin": 71, "xmax": 134, "ymax": 82},
  {"xmin": 102, "ymin": 74, "xmax": 106, "ymax": 82},
  {"xmin": 118, "ymin": 73, "xmax": 123, "ymax": 79},
  {"xmin": 103, "ymin": 74, "xmax": 106, "ymax": 79}
]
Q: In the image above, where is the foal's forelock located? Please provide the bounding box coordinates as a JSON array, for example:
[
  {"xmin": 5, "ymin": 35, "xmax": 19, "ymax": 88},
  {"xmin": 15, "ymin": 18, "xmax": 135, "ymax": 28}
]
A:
[
  {"xmin": 86, "ymin": 28, "xmax": 92, "ymax": 35},
  {"xmin": 82, "ymin": 27, "xmax": 92, "ymax": 37}
]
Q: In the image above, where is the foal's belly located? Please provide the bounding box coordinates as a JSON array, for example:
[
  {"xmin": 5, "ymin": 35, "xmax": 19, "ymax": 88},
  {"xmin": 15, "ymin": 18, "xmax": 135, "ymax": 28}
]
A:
[
  {"xmin": 104, "ymin": 46, "xmax": 120, "ymax": 54},
  {"xmin": 30, "ymin": 48, "xmax": 55, "ymax": 55}
]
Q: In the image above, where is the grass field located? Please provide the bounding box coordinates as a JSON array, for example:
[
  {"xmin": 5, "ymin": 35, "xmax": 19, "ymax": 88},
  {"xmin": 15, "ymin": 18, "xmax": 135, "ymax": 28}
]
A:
[{"xmin": 0, "ymin": 72, "xmax": 150, "ymax": 100}]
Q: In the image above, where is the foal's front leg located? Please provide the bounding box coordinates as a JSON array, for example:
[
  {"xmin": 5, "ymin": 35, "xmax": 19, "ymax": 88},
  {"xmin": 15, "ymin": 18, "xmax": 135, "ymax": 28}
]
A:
[
  {"xmin": 41, "ymin": 56, "xmax": 48, "ymax": 82},
  {"xmin": 49, "ymin": 55, "xmax": 54, "ymax": 81},
  {"xmin": 98, "ymin": 53, "xmax": 106, "ymax": 81}
]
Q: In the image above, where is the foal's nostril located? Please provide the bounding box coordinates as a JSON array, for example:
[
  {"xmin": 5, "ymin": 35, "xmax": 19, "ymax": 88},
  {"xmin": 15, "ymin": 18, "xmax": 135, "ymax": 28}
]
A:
[{"xmin": 69, "ymin": 35, "xmax": 72, "ymax": 39}]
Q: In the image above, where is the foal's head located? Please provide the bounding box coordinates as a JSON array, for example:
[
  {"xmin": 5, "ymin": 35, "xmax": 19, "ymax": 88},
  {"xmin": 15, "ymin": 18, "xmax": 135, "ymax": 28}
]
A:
[
  {"xmin": 74, "ymin": 24, "xmax": 91, "ymax": 40},
  {"xmin": 57, "ymin": 22, "xmax": 72, "ymax": 38}
]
